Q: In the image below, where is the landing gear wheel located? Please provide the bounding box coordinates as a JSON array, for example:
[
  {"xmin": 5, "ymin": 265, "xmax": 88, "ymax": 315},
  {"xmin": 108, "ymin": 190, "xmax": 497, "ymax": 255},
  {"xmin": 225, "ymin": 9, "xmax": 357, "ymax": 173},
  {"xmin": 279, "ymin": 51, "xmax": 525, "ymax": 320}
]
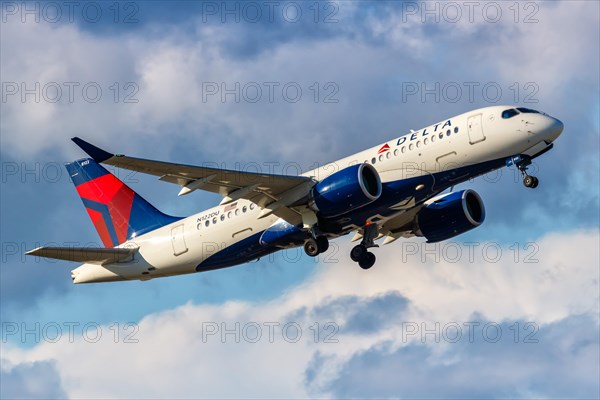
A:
[
  {"xmin": 351, "ymin": 225, "xmax": 379, "ymax": 268},
  {"xmin": 316, "ymin": 236, "xmax": 329, "ymax": 253},
  {"xmin": 304, "ymin": 238, "xmax": 320, "ymax": 257},
  {"xmin": 304, "ymin": 236, "xmax": 329, "ymax": 256},
  {"xmin": 350, "ymin": 245, "xmax": 367, "ymax": 262},
  {"xmin": 358, "ymin": 252, "xmax": 376, "ymax": 270},
  {"xmin": 531, "ymin": 176, "xmax": 539, "ymax": 188},
  {"xmin": 523, "ymin": 175, "xmax": 538, "ymax": 188},
  {"xmin": 515, "ymin": 156, "xmax": 539, "ymax": 189}
]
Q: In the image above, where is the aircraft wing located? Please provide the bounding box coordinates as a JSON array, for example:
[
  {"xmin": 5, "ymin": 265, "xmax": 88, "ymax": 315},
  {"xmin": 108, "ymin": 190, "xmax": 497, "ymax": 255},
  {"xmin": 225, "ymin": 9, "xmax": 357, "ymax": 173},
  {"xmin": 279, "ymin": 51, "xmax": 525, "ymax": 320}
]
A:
[
  {"xmin": 372, "ymin": 204, "xmax": 425, "ymax": 245},
  {"xmin": 26, "ymin": 246, "xmax": 137, "ymax": 265},
  {"xmin": 72, "ymin": 137, "xmax": 314, "ymax": 224}
]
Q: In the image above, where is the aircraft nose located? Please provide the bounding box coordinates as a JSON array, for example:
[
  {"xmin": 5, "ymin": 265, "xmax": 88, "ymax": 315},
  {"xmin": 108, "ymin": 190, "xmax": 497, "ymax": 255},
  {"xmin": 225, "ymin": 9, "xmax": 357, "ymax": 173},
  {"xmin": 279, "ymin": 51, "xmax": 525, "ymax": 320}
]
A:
[{"xmin": 545, "ymin": 116, "xmax": 564, "ymax": 141}]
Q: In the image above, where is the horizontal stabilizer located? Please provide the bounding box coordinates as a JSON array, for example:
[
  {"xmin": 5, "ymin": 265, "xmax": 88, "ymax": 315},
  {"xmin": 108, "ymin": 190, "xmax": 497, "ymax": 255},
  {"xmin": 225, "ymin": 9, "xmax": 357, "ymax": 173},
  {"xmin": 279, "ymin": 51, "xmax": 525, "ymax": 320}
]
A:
[{"xmin": 26, "ymin": 246, "xmax": 137, "ymax": 265}]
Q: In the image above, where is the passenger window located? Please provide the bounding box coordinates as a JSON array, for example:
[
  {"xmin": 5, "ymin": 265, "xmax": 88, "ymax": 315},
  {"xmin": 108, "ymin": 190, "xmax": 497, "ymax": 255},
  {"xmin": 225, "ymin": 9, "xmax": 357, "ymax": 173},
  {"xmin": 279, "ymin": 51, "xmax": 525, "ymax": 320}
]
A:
[
  {"xmin": 416, "ymin": 141, "xmax": 421, "ymax": 148},
  {"xmin": 250, "ymin": 203, "xmax": 255, "ymax": 210},
  {"xmin": 393, "ymin": 149, "xmax": 399, "ymax": 156},
  {"xmin": 439, "ymin": 132, "xmax": 444, "ymax": 139},
  {"xmin": 212, "ymin": 217, "xmax": 217, "ymax": 224},
  {"xmin": 386, "ymin": 152, "xmax": 391, "ymax": 159},
  {"xmin": 447, "ymin": 130, "xmax": 451, "ymax": 136},
  {"xmin": 205, "ymin": 220, "xmax": 210, "ymax": 227},
  {"xmin": 220, "ymin": 214, "xmax": 225, "ymax": 221},
  {"xmin": 371, "ymin": 157, "xmax": 376, "ymax": 164},
  {"xmin": 454, "ymin": 127, "xmax": 459, "ymax": 133},
  {"xmin": 378, "ymin": 154, "xmax": 383, "ymax": 162},
  {"xmin": 424, "ymin": 138, "xmax": 428, "ymax": 145},
  {"xmin": 401, "ymin": 146, "xmax": 406, "ymax": 153},
  {"xmin": 228, "ymin": 211, "xmax": 232, "ymax": 218},
  {"xmin": 242, "ymin": 206, "xmax": 247, "ymax": 213},
  {"xmin": 409, "ymin": 144, "xmax": 414, "ymax": 150},
  {"xmin": 235, "ymin": 209, "xmax": 240, "ymax": 216}
]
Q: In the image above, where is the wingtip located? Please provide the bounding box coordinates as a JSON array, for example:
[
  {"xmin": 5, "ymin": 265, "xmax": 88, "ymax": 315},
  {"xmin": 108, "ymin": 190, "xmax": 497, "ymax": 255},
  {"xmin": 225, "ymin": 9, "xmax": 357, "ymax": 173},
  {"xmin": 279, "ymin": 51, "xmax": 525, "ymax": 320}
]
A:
[{"xmin": 71, "ymin": 137, "xmax": 113, "ymax": 162}]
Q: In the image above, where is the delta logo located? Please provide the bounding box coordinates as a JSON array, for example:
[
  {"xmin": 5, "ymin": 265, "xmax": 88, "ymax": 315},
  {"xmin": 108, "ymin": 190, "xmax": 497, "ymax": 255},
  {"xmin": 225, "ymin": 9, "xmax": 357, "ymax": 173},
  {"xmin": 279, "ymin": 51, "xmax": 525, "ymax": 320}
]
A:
[{"xmin": 378, "ymin": 144, "xmax": 390, "ymax": 154}]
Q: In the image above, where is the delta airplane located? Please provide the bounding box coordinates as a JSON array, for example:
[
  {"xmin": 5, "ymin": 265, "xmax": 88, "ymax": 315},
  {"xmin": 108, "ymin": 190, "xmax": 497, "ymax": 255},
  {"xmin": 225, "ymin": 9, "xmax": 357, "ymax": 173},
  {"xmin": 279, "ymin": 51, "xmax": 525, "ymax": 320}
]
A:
[{"xmin": 26, "ymin": 106, "xmax": 563, "ymax": 283}]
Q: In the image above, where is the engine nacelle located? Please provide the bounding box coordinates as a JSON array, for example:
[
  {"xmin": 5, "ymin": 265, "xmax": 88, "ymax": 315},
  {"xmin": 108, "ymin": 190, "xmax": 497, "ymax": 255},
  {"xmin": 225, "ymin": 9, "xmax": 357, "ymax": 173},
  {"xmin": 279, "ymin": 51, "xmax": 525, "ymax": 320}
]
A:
[
  {"xmin": 415, "ymin": 189, "xmax": 485, "ymax": 243},
  {"xmin": 309, "ymin": 163, "xmax": 382, "ymax": 218}
]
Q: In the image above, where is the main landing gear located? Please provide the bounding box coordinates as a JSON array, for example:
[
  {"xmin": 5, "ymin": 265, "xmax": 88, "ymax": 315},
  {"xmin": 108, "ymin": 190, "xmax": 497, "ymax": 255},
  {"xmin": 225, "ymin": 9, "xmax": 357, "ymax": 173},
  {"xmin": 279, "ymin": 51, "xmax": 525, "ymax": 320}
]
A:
[
  {"xmin": 514, "ymin": 156, "xmax": 539, "ymax": 189},
  {"xmin": 304, "ymin": 235, "xmax": 329, "ymax": 257},
  {"xmin": 303, "ymin": 224, "xmax": 379, "ymax": 270},
  {"xmin": 350, "ymin": 224, "xmax": 378, "ymax": 270}
]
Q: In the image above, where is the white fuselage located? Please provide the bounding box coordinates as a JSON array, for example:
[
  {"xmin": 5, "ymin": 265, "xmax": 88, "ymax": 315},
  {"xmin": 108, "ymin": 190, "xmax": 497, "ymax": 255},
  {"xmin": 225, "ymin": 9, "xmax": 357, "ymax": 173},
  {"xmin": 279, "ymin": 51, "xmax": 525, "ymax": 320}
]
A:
[{"xmin": 71, "ymin": 106, "xmax": 563, "ymax": 283}]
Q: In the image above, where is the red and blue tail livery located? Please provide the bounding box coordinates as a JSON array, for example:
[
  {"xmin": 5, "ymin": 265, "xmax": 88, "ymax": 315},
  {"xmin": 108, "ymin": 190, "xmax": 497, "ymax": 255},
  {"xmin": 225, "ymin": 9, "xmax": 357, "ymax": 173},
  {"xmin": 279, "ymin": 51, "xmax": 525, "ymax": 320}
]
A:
[
  {"xmin": 27, "ymin": 106, "xmax": 564, "ymax": 283},
  {"xmin": 65, "ymin": 158, "xmax": 180, "ymax": 248}
]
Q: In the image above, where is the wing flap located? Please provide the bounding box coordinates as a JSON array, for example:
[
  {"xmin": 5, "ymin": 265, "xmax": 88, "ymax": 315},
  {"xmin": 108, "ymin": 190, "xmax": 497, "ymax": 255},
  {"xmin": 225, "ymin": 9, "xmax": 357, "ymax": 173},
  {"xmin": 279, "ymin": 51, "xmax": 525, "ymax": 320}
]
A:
[{"xmin": 26, "ymin": 246, "xmax": 137, "ymax": 265}]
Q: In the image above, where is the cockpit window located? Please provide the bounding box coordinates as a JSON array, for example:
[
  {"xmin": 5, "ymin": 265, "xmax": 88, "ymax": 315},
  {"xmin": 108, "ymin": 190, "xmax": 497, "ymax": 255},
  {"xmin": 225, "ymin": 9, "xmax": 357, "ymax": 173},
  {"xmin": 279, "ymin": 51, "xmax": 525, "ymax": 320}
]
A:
[
  {"xmin": 516, "ymin": 107, "xmax": 540, "ymax": 114},
  {"xmin": 501, "ymin": 109, "xmax": 519, "ymax": 119}
]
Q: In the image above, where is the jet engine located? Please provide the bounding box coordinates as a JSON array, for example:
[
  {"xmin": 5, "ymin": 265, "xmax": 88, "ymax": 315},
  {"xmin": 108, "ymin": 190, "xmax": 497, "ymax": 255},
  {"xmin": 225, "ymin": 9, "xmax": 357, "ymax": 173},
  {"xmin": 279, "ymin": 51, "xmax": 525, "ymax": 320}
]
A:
[
  {"xmin": 309, "ymin": 163, "xmax": 382, "ymax": 218},
  {"xmin": 415, "ymin": 189, "xmax": 485, "ymax": 243}
]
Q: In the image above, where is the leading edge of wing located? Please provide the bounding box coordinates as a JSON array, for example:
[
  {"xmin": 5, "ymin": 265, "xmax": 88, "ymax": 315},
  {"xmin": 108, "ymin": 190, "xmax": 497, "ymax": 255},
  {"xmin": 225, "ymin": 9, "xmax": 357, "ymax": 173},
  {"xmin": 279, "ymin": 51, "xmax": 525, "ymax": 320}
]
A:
[{"xmin": 70, "ymin": 137, "xmax": 312, "ymax": 184}]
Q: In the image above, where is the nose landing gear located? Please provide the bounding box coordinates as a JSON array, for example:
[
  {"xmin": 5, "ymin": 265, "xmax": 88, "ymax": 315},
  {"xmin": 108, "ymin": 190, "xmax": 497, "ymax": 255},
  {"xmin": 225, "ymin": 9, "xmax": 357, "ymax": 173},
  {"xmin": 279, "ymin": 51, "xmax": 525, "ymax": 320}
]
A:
[
  {"xmin": 509, "ymin": 155, "xmax": 539, "ymax": 189},
  {"xmin": 518, "ymin": 163, "xmax": 539, "ymax": 189}
]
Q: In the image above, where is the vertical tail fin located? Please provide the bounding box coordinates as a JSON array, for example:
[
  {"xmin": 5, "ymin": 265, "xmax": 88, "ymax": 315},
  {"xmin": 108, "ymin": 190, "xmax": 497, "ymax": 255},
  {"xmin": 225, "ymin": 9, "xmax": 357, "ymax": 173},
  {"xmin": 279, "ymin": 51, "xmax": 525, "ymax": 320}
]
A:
[{"xmin": 65, "ymin": 158, "xmax": 180, "ymax": 248}]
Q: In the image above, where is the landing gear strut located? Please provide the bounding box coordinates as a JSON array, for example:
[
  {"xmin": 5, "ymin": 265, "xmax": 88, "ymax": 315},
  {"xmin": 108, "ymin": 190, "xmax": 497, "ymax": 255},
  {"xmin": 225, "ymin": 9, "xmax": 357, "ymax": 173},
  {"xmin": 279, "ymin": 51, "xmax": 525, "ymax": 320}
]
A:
[
  {"xmin": 514, "ymin": 156, "xmax": 539, "ymax": 189},
  {"xmin": 351, "ymin": 224, "xmax": 378, "ymax": 270}
]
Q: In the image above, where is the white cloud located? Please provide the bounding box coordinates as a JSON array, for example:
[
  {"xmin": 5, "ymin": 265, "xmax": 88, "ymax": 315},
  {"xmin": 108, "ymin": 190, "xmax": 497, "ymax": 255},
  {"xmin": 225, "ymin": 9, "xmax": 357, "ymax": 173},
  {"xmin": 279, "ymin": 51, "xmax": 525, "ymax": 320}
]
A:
[
  {"xmin": 4, "ymin": 1, "xmax": 596, "ymax": 164},
  {"xmin": 0, "ymin": 359, "xmax": 66, "ymax": 399},
  {"xmin": 3, "ymin": 229, "xmax": 598, "ymax": 398},
  {"xmin": 480, "ymin": 1, "xmax": 599, "ymax": 101}
]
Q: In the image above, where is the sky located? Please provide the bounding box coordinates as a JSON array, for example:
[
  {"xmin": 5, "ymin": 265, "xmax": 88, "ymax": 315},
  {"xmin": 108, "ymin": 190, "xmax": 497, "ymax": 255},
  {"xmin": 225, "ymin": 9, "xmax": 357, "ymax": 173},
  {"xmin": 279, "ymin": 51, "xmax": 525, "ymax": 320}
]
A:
[{"xmin": 1, "ymin": 1, "xmax": 599, "ymax": 398}]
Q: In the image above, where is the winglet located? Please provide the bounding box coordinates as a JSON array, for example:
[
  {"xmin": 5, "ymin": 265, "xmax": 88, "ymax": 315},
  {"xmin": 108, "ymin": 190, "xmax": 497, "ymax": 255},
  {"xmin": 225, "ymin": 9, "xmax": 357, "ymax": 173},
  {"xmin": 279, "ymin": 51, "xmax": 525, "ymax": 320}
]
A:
[{"xmin": 71, "ymin": 137, "xmax": 114, "ymax": 162}]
